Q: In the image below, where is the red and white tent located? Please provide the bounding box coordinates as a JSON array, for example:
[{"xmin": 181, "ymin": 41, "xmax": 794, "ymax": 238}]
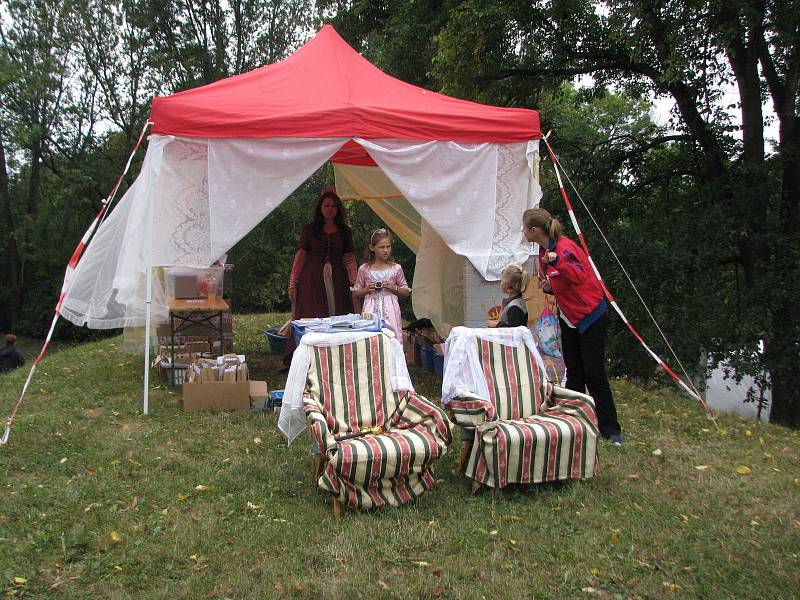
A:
[
  {"xmin": 150, "ymin": 25, "xmax": 539, "ymax": 143},
  {"xmin": 57, "ymin": 25, "xmax": 543, "ymax": 412}
]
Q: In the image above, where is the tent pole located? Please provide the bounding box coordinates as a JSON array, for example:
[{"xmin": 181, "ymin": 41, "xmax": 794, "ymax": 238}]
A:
[
  {"xmin": 142, "ymin": 168, "xmax": 156, "ymax": 416},
  {"xmin": 143, "ymin": 270, "xmax": 152, "ymax": 416}
]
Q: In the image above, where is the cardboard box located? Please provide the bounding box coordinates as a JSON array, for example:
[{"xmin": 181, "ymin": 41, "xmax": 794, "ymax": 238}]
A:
[
  {"xmin": 174, "ymin": 273, "xmax": 201, "ymax": 299},
  {"xmin": 183, "ymin": 380, "xmax": 251, "ymax": 412},
  {"xmin": 166, "ymin": 266, "xmax": 224, "ymax": 301},
  {"xmin": 249, "ymin": 380, "xmax": 268, "ymax": 405}
]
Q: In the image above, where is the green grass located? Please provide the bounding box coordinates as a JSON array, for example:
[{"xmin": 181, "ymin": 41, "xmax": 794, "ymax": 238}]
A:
[{"xmin": 1, "ymin": 313, "xmax": 799, "ymax": 599}]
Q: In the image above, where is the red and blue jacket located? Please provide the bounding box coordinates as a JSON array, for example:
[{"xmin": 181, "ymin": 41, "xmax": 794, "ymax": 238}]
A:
[{"xmin": 540, "ymin": 236, "xmax": 606, "ymax": 333}]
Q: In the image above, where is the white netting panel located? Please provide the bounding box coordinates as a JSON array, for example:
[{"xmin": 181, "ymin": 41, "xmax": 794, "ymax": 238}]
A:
[{"xmin": 60, "ymin": 136, "xmax": 539, "ymax": 330}]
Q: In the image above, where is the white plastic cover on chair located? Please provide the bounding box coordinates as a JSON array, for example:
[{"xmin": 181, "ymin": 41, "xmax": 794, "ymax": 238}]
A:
[
  {"xmin": 441, "ymin": 326, "xmax": 546, "ymax": 405},
  {"xmin": 278, "ymin": 330, "xmax": 414, "ymax": 446}
]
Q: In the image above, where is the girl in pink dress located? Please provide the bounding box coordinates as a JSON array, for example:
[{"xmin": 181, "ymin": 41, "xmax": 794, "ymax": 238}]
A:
[{"xmin": 352, "ymin": 228, "xmax": 411, "ymax": 338}]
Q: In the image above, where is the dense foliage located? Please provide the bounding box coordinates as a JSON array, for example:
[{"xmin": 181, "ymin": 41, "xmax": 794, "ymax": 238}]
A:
[
  {"xmin": 1, "ymin": 1, "xmax": 797, "ymax": 425},
  {"xmin": 325, "ymin": 0, "xmax": 800, "ymax": 426}
]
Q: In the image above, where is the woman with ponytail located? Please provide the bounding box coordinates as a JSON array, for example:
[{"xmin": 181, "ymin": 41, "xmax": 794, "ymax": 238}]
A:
[
  {"xmin": 522, "ymin": 207, "xmax": 622, "ymax": 445},
  {"xmin": 486, "ymin": 264, "xmax": 530, "ymax": 328}
]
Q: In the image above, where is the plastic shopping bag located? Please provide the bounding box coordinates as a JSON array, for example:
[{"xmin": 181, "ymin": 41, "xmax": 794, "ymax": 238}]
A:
[{"xmin": 535, "ymin": 307, "xmax": 562, "ymax": 358}]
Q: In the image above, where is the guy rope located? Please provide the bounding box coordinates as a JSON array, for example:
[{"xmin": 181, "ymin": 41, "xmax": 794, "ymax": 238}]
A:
[
  {"xmin": 541, "ymin": 132, "xmax": 712, "ymax": 418},
  {"xmin": 1, "ymin": 122, "xmax": 152, "ymax": 446}
]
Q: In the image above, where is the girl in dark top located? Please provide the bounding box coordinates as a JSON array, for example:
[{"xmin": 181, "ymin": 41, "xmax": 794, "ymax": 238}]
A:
[{"xmin": 486, "ymin": 265, "xmax": 529, "ymax": 328}]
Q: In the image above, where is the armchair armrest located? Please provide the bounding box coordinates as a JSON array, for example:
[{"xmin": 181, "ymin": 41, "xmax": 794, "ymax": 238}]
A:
[
  {"xmin": 546, "ymin": 385, "xmax": 599, "ymax": 428},
  {"xmin": 444, "ymin": 390, "xmax": 496, "ymax": 429},
  {"xmin": 303, "ymin": 395, "xmax": 337, "ymax": 454}
]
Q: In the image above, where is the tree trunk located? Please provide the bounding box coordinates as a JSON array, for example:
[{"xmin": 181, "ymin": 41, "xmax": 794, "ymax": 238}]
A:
[
  {"xmin": 28, "ymin": 137, "xmax": 42, "ymax": 214},
  {"xmin": 0, "ymin": 135, "xmax": 22, "ymax": 327},
  {"xmin": 767, "ymin": 130, "xmax": 800, "ymax": 427}
]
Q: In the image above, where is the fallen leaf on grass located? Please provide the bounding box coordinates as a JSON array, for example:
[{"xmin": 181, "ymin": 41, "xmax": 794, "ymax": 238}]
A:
[
  {"xmin": 246, "ymin": 502, "xmax": 262, "ymax": 510},
  {"xmin": 679, "ymin": 514, "xmax": 689, "ymax": 522},
  {"xmin": 194, "ymin": 485, "xmax": 209, "ymax": 492},
  {"xmin": 377, "ymin": 581, "xmax": 389, "ymax": 590},
  {"xmin": 609, "ymin": 533, "xmax": 620, "ymax": 545},
  {"xmin": 652, "ymin": 448, "xmax": 663, "ymax": 456},
  {"xmin": 176, "ymin": 494, "xmax": 189, "ymax": 502},
  {"xmin": 500, "ymin": 515, "xmax": 522, "ymax": 522},
  {"xmin": 694, "ymin": 465, "xmax": 709, "ymax": 471},
  {"xmin": 110, "ymin": 531, "xmax": 123, "ymax": 544},
  {"xmin": 253, "ymin": 437, "xmax": 262, "ymax": 445},
  {"xmin": 59, "ymin": 457, "xmax": 67, "ymax": 464},
  {"xmin": 13, "ymin": 577, "xmax": 27, "ymax": 585},
  {"xmin": 411, "ymin": 561, "xmax": 430, "ymax": 567},
  {"xmin": 736, "ymin": 465, "xmax": 752, "ymax": 475},
  {"xmin": 627, "ymin": 474, "xmax": 640, "ymax": 480},
  {"xmin": 113, "ymin": 565, "xmax": 123, "ymax": 572}
]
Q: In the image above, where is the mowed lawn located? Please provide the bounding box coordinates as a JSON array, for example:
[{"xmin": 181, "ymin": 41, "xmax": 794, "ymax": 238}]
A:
[{"xmin": 1, "ymin": 314, "xmax": 798, "ymax": 599}]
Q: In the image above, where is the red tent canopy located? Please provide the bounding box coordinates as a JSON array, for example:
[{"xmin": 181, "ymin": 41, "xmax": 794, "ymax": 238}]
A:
[{"xmin": 150, "ymin": 25, "xmax": 540, "ymax": 164}]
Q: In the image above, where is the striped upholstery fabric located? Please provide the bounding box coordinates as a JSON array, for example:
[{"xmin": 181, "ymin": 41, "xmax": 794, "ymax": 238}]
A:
[
  {"xmin": 461, "ymin": 338, "xmax": 599, "ymax": 491},
  {"xmin": 304, "ymin": 335, "xmax": 453, "ymax": 509}
]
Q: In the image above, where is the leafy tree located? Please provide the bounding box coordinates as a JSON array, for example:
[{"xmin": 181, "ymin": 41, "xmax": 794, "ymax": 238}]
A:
[
  {"xmin": 329, "ymin": 0, "xmax": 800, "ymax": 426},
  {"xmin": 143, "ymin": 0, "xmax": 320, "ymax": 90},
  {"xmin": 0, "ymin": 0, "xmax": 90, "ymax": 327}
]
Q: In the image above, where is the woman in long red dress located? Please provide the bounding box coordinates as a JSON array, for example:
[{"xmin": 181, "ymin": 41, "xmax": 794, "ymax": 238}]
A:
[{"xmin": 283, "ymin": 189, "xmax": 357, "ymax": 365}]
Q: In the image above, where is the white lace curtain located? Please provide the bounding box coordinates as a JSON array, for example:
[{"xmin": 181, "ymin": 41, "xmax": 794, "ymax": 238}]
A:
[{"xmin": 60, "ymin": 136, "xmax": 540, "ymax": 330}]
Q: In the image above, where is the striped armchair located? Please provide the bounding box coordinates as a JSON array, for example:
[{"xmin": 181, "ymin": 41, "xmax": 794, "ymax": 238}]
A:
[
  {"xmin": 303, "ymin": 333, "xmax": 453, "ymax": 512},
  {"xmin": 444, "ymin": 328, "xmax": 599, "ymax": 492}
]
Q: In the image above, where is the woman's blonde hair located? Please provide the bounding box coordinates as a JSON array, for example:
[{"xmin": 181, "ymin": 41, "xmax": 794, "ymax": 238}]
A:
[
  {"xmin": 501, "ymin": 264, "xmax": 529, "ymax": 296},
  {"xmin": 523, "ymin": 207, "xmax": 563, "ymax": 239}
]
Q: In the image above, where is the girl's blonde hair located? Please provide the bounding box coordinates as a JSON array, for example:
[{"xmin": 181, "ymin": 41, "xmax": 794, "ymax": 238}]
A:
[
  {"xmin": 363, "ymin": 228, "xmax": 394, "ymax": 265},
  {"xmin": 501, "ymin": 264, "xmax": 529, "ymax": 296},
  {"xmin": 523, "ymin": 207, "xmax": 563, "ymax": 239}
]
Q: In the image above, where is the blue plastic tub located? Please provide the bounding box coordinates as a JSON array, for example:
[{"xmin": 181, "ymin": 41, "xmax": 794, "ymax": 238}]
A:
[
  {"xmin": 264, "ymin": 328, "xmax": 288, "ymax": 354},
  {"xmin": 419, "ymin": 344, "xmax": 435, "ymax": 372},
  {"xmin": 433, "ymin": 353, "xmax": 444, "ymax": 378}
]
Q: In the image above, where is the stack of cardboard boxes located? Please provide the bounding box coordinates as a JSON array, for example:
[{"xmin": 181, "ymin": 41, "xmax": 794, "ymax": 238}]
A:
[
  {"xmin": 182, "ymin": 354, "xmax": 268, "ymax": 412},
  {"xmin": 156, "ymin": 316, "xmax": 234, "ymax": 359}
]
